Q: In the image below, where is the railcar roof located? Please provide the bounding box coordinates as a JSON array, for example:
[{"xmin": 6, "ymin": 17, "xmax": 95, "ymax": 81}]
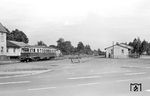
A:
[{"xmin": 26, "ymin": 45, "xmax": 56, "ymax": 49}]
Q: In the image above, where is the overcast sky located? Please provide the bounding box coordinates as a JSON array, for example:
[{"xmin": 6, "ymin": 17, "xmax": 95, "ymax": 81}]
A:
[{"xmin": 0, "ymin": 0, "xmax": 150, "ymax": 50}]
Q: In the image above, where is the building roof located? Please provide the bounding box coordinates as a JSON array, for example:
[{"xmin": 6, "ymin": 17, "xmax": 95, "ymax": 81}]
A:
[
  {"xmin": 7, "ymin": 40, "xmax": 29, "ymax": 48},
  {"xmin": 0, "ymin": 23, "xmax": 8, "ymax": 33},
  {"xmin": 105, "ymin": 43, "xmax": 133, "ymax": 50},
  {"xmin": 28, "ymin": 45, "xmax": 57, "ymax": 49}
]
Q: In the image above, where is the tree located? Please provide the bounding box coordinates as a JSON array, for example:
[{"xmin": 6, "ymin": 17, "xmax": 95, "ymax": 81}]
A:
[
  {"xmin": 56, "ymin": 38, "xmax": 94, "ymax": 55},
  {"xmin": 129, "ymin": 38, "xmax": 141, "ymax": 54},
  {"xmin": 56, "ymin": 38, "xmax": 74, "ymax": 55},
  {"xmin": 7, "ymin": 29, "xmax": 29, "ymax": 43},
  {"xmin": 140, "ymin": 40, "xmax": 148, "ymax": 54},
  {"xmin": 37, "ymin": 41, "xmax": 47, "ymax": 46},
  {"xmin": 57, "ymin": 38, "xmax": 64, "ymax": 45},
  {"xmin": 97, "ymin": 48, "xmax": 101, "ymax": 55},
  {"xmin": 147, "ymin": 43, "xmax": 150, "ymax": 55},
  {"xmin": 64, "ymin": 41, "xmax": 74, "ymax": 55},
  {"xmin": 84, "ymin": 45, "xmax": 92, "ymax": 55},
  {"xmin": 77, "ymin": 42, "xmax": 85, "ymax": 54},
  {"xmin": 57, "ymin": 38, "xmax": 65, "ymax": 51}
]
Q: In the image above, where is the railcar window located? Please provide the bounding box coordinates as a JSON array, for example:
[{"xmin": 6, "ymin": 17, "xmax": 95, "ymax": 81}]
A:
[
  {"xmin": 22, "ymin": 48, "xmax": 29, "ymax": 52},
  {"xmin": 37, "ymin": 49, "xmax": 39, "ymax": 53},
  {"xmin": 13, "ymin": 48, "xmax": 15, "ymax": 53},
  {"xmin": 33, "ymin": 49, "xmax": 35, "ymax": 52},
  {"xmin": 30, "ymin": 49, "xmax": 32, "ymax": 52}
]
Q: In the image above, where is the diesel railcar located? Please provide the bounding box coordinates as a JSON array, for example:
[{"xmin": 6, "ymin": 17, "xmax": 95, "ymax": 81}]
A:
[{"xmin": 20, "ymin": 46, "xmax": 57, "ymax": 62}]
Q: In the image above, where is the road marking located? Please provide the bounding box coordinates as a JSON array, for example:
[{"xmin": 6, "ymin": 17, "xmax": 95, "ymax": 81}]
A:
[
  {"xmin": 28, "ymin": 87, "xmax": 57, "ymax": 91},
  {"xmin": 0, "ymin": 69, "xmax": 52, "ymax": 79},
  {"xmin": 145, "ymin": 89, "xmax": 150, "ymax": 92},
  {"xmin": 28, "ymin": 82, "xmax": 102, "ymax": 91},
  {"xmin": 115, "ymin": 79, "xmax": 132, "ymax": 82},
  {"xmin": 124, "ymin": 72, "xmax": 146, "ymax": 76},
  {"xmin": 0, "ymin": 74, "xmax": 31, "ymax": 79},
  {"xmin": 76, "ymin": 82, "xmax": 101, "ymax": 86},
  {"xmin": 28, "ymin": 78, "xmax": 135, "ymax": 91},
  {"xmin": 68, "ymin": 75, "xmax": 101, "ymax": 80},
  {"xmin": 0, "ymin": 81, "xmax": 30, "ymax": 85}
]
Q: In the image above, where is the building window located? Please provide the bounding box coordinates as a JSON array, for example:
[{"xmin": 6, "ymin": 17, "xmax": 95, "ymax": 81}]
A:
[
  {"xmin": 30, "ymin": 49, "xmax": 32, "ymax": 52},
  {"xmin": 111, "ymin": 49, "xmax": 113, "ymax": 54},
  {"xmin": 13, "ymin": 48, "xmax": 15, "ymax": 53},
  {"xmin": 122, "ymin": 49, "xmax": 124, "ymax": 53},
  {"xmin": 33, "ymin": 49, "xmax": 35, "ymax": 52},
  {"xmin": 1, "ymin": 46, "xmax": 4, "ymax": 53},
  {"xmin": 22, "ymin": 48, "xmax": 29, "ymax": 53},
  {"xmin": 37, "ymin": 49, "xmax": 39, "ymax": 53},
  {"xmin": 1, "ymin": 33, "xmax": 4, "ymax": 42}
]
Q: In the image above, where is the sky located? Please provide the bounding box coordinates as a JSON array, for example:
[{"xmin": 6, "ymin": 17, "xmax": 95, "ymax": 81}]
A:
[{"xmin": 0, "ymin": 0, "xmax": 150, "ymax": 50}]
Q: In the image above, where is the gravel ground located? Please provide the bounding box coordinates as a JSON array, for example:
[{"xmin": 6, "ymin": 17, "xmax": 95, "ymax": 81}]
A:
[{"xmin": 1, "ymin": 56, "xmax": 150, "ymax": 74}]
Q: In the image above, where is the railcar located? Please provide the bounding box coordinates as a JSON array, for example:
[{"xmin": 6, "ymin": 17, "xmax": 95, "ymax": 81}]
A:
[{"xmin": 20, "ymin": 46, "xmax": 56, "ymax": 62}]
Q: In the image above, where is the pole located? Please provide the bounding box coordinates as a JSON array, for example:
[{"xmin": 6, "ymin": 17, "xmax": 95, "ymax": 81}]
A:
[{"xmin": 113, "ymin": 41, "xmax": 114, "ymax": 59}]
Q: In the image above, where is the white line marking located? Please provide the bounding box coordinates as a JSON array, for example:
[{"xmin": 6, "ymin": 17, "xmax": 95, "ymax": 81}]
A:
[
  {"xmin": 28, "ymin": 78, "xmax": 135, "ymax": 91},
  {"xmin": 115, "ymin": 79, "xmax": 132, "ymax": 82},
  {"xmin": 68, "ymin": 75, "xmax": 101, "ymax": 80},
  {"xmin": 76, "ymin": 82, "xmax": 101, "ymax": 86},
  {"xmin": 0, "ymin": 74, "xmax": 31, "ymax": 79},
  {"xmin": 0, "ymin": 81, "xmax": 30, "ymax": 85},
  {"xmin": 28, "ymin": 87, "xmax": 57, "ymax": 91},
  {"xmin": 124, "ymin": 72, "xmax": 146, "ymax": 76},
  {"xmin": 28, "ymin": 82, "xmax": 102, "ymax": 91},
  {"xmin": 145, "ymin": 89, "xmax": 150, "ymax": 92},
  {"xmin": 0, "ymin": 70, "xmax": 52, "ymax": 79}
]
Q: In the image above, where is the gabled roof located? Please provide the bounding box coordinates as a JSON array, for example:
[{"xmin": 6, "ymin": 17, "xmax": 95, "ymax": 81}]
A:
[
  {"xmin": 105, "ymin": 43, "xmax": 133, "ymax": 50},
  {"xmin": 119, "ymin": 43, "xmax": 133, "ymax": 49},
  {"xmin": 7, "ymin": 40, "xmax": 29, "ymax": 48},
  {"xmin": 0, "ymin": 23, "xmax": 8, "ymax": 33}
]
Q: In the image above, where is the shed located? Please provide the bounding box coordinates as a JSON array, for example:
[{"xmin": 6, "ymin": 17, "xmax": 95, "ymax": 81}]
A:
[{"xmin": 105, "ymin": 43, "xmax": 133, "ymax": 58}]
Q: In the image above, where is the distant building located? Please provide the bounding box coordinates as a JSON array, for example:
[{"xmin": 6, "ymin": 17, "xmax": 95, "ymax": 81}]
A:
[
  {"xmin": 6, "ymin": 40, "xmax": 29, "ymax": 59},
  {"xmin": 105, "ymin": 43, "xmax": 133, "ymax": 58},
  {"xmin": 0, "ymin": 23, "xmax": 8, "ymax": 60}
]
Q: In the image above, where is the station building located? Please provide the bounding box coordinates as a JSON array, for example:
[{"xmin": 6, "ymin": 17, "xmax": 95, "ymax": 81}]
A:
[
  {"xmin": 105, "ymin": 43, "xmax": 133, "ymax": 58},
  {"xmin": 0, "ymin": 23, "xmax": 62, "ymax": 60},
  {"xmin": 0, "ymin": 23, "xmax": 8, "ymax": 60}
]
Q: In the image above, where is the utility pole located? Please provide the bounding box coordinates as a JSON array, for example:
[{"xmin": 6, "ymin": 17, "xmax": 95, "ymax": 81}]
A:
[{"xmin": 113, "ymin": 41, "xmax": 114, "ymax": 59}]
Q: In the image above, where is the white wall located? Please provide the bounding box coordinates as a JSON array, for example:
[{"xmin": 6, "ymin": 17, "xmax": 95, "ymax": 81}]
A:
[
  {"xmin": 0, "ymin": 32, "xmax": 7, "ymax": 55},
  {"xmin": 106, "ymin": 45, "xmax": 129, "ymax": 58},
  {"xmin": 7, "ymin": 48, "xmax": 21, "ymax": 56}
]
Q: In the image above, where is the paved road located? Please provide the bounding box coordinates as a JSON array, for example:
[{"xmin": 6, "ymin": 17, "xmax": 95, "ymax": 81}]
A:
[{"xmin": 0, "ymin": 58, "xmax": 150, "ymax": 96}]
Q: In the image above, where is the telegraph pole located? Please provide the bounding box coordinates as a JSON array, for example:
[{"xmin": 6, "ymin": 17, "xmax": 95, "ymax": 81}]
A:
[{"xmin": 113, "ymin": 41, "xmax": 114, "ymax": 59}]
